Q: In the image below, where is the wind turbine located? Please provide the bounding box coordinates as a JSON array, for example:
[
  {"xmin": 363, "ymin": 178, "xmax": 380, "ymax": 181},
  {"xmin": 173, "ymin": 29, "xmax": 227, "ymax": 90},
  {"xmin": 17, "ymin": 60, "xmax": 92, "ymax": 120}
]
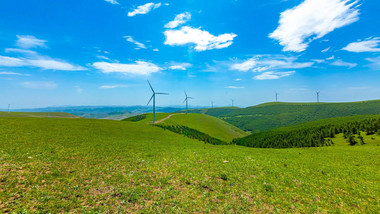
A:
[
  {"xmin": 147, "ymin": 80, "xmax": 168, "ymax": 123},
  {"xmin": 316, "ymin": 91, "xmax": 320, "ymax": 103},
  {"xmin": 275, "ymin": 92, "xmax": 279, "ymax": 102},
  {"xmin": 183, "ymin": 91, "xmax": 194, "ymax": 114},
  {"xmin": 211, "ymin": 101, "xmax": 214, "ymax": 108},
  {"xmin": 231, "ymin": 99, "xmax": 234, "ymax": 107}
]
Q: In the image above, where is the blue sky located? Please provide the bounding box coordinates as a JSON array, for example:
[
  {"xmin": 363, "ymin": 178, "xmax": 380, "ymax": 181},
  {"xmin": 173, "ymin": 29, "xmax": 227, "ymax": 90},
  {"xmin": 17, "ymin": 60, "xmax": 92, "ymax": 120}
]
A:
[{"xmin": 0, "ymin": 0, "xmax": 379, "ymax": 108}]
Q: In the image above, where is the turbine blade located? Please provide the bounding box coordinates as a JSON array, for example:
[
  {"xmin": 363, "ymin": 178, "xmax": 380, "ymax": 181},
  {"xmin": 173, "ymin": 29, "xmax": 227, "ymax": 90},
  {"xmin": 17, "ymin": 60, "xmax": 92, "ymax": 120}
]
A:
[
  {"xmin": 188, "ymin": 97, "xmax": 194, "ymax": 99},
  {"xmin": 184, "ymin": 90, "xmax": 187, "ymax": 97},
  {"xmin": 156, "ymin": 92, "xmax": 169, "ymax": 95},
  {"xmin": 183, "ymin": 98, "xmax": 187, "ymax": 103},
  {"xmin": 147, "ymin": 80, "xmax": 154, "ymax": 93},
  {"xmin": 147, "ymin": 95, "xmax": 154, "ymax": 106}
]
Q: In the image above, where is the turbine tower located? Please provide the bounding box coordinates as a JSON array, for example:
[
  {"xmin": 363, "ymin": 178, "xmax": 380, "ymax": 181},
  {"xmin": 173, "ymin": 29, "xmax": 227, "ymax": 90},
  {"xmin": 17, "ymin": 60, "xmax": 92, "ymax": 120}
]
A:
[
  {"xmin": 211, "ymin": 101, "xmax": 214, "ymax": 108},
  {"xmin": 147, "ymin": 80, "xmax": 168, "ymax": 123},
  {"xmin": 183, "ymin": 91, "xmax": 194, "ymax": 114},
  {"xmin": 316, "ymin": 91, "xmax": 320, "ymax": 103},
  {"xmin": 275, "ymin": 92, "xmax": 279, "ymax": 102},
  {"xmin": 231, "ymin": 99, "xmax": 234, "ymax": 107}
]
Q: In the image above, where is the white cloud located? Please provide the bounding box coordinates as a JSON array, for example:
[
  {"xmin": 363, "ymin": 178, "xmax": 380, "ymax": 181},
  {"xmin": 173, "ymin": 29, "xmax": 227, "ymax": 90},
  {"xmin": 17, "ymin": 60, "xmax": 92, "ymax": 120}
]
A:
[
  {"xmin": 5, "ymin": 48, "xmax": 38, "ymax": 55},
  {"xmin": 269, "ymin": 0, "xmax": 360, "ymax": 52},
  {"xmin": 0, "ymin": 55, "xmax": 85, "ymax": 71},
  {"xmin": 0, "ymin": 55, "xmax": 26, "ymax": 67},
  {"xmin": 104, "ymin": 0, "xmax": 119, "ymax": 5},
  {"xmin": 366, "ymin": 56, "xmax": 380, "ymax": 70},
  {"xmin": 234, "ymin": 78, "xmax": 242, "ymax": 81},
  {"xmin": 99, "ymin": 84, "xmax": 128, "ymax": 89},
  {"xmin": 128, "ymin": 3, "xmax": 161, "ymax": 17},
  {"xmin": 16, "ymin": 35, "xmax": 47, "ymax": 49},
  {"xmin": 224, "ymin": 86, "xmax": 245, "ymax": 89},
  {"xmin": 321, "ymin": 47, "xmax": 330, "ymax": 52},
  {"xmin": 0, "ymin": 72, "xmax": 22, "ymax": 75},
  {"xmin": 326, "ymin": 55, "xmax": 335, "ymax": 60},
  {"xmin": 330, "ymin": 59, "xmax": 357, "ymax": 68},
  {"xmin": 168, "ymin": 62, "xmax": 192, "ymax": 70},
  {"xmin": 92, "ymin": 61, "xmax": 161, "ymax": 75},
  {"xmin": 164, "ymin": 26, "xmax": 237, "ymax": 51},
  {"xmin": 342, "ymin": 37, "xmax": 380, "ymax": 52},
  {"xmin": 254, "ymin": 71, "xmax": 295, "ymax": 80},
  {"xmin": 21, "ymin": 81, "xmax": 57, "ymax": 90},
  {"xmin": 153, "ymin": 48, "xmax": 159, "ymax": 52},
  {"xmin": 230, "ymin": 55, "xmax": 313, "ymax": 72},
  {"xmin": 165, "ymin": 12, "xmax": 191, "ymax": 28},
  {"xmin": 123, "ymin": 36, "xmax": 147, "ymax": 49}
]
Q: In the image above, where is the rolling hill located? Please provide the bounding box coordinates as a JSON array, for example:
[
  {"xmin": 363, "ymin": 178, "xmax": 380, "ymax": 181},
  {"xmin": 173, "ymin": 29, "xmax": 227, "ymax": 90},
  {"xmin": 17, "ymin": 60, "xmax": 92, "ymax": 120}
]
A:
[
  {"xmin": 158, "ymin": 113, "xmax": 248, "ymax": 142},
  {"xmin": 0, "ymin": 117, "xmax": 378, "ymax": 212},
  {"xmin": 123, "ymin": 113, "xmax": 247, "ymax": 142},
  {"xmin": 183, "ymin": 100, "xmax": 380, "ymax": 132}
]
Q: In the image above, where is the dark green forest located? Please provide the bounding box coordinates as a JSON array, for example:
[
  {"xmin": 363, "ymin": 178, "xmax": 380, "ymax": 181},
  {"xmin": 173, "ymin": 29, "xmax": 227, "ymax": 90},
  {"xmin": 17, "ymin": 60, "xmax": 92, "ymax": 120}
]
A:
[{"xmin": 233, "ymin": 115, "xmax": 380, "ymax": 148}]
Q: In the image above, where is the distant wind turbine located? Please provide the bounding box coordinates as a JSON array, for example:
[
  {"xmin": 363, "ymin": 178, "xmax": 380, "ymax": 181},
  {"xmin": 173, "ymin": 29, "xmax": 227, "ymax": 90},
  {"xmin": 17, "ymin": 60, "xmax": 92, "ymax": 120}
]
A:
[
  {"xmin": 316, "ymin": 91, "xmax": 320, "ymax": 103},
  {"xmin": 147, "ymin": 80, "xmax": 168, "ymax": 123},
  {"xmin": 231, "ymin": 99, "xmax": 234, "ymax": 107},
  {"xmin": 183, "ymin": 91, "xmax": 194, "ymax": 114},
  {"xmin": 211, "ymin": 101, "xmax": 214, "ymax": 108},
  {"xmin": 275, "ymin": 92, "xmax": 279, "ymax": 102}
]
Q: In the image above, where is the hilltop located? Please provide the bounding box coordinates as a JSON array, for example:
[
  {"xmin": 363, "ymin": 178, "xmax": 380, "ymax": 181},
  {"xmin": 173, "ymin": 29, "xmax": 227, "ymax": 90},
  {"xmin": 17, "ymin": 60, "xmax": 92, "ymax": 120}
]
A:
[
  {"xmin": 183, "ymin": 100, "xmax": 380, "ymax": 132},
  {"xmin": 124, "ymin": 113, "xmax": 247, "ymax": 142}
]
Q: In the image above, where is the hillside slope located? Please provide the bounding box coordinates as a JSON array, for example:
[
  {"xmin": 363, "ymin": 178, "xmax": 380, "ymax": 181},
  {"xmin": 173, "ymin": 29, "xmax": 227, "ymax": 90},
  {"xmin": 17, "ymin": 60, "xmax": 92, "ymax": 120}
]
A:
[
  {"xmin": 186, "ymin": 100, "xmax": 380, "ymax": 132},
  {"xmin": 159, "ymin": 113, "xmax": 248, "ymax": 142}
]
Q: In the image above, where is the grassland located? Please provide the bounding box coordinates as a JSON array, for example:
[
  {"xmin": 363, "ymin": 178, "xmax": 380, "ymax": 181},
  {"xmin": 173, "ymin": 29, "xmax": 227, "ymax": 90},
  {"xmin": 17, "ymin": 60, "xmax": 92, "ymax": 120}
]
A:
[
  {"xmin": 0, "ymin": 117, "xmax": 379, "ymax": 213},
  {"xmin": 0, "ymin": 112, "xmax": 78, "ymax": 118},
  {"xmin": 159, "ymin": 113, "xmax": 247, "ymax": 142}
]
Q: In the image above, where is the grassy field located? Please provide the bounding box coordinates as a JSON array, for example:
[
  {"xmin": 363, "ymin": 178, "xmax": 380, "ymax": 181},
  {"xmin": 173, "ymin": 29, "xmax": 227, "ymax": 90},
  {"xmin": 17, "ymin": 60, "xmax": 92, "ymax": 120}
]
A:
[
  {"xmin": 0, "ymin": 112, "xmax": 78, "ymax": 118},
  {"xmin": 0, "ymin": 117, "xmax": 379, "ymax": 213},
  {"xmin": 160, "ymin": 113, "xmax": 248, "ymax": 142},
  {"xmin": 122, "ymin": 113, "xmax": 170, "ymax": 123}
]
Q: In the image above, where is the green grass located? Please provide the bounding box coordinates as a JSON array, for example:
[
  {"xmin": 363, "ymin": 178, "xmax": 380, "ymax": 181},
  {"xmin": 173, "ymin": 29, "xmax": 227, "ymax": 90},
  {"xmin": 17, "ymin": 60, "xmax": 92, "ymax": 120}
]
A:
[
  {"xmin": 160, "ymin": 113, "xmax": 248, "ymax": 142},
  {"xmin": 0, "ymin": 117, "xmax": 379, "ymax": 213},
  {"xmin": 0, "ymin": 111, "xmax": 78, "ymax": 118},
  {"xmin": 122, "ymin": 113, "xmax": 170, "ymax": 123}
]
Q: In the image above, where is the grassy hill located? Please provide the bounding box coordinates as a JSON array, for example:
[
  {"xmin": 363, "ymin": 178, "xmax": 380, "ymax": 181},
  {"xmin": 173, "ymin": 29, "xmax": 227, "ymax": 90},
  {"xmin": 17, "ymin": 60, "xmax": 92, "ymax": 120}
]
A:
[
  {"xmin": 0, "ymin": 117, "xmax": 379, "ymax": 212},
  {"xmin": 0, "ymin": 111, "xmax": 78, "ymax": 118},
  {"xmin": 185, "ymin": 100, "xmax": 380, "ymax": 132},
  {"xmin": 122, "ymin": 113, "xmax": 171, "ymax": 123},
  {"xmin": 234, "ymin": 114, "xmax": 380, "ymax": 148},
  {"xmin": 159, "ymin": 113, "xmax": 248, "ymax": 142}
]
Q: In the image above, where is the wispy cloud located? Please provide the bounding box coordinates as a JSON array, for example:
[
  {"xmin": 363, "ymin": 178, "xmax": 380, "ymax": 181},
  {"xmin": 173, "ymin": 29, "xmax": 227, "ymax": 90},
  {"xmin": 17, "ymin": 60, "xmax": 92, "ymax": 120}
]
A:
[
  {"xmin": 342, "ymin": 37, "xmax": 380, "ymax": 52},
  {"xmin": 269, "ymin": 0, "xmax": 360, "ymax": 52},
  {"xmin": 165, "ymin": 12, "xmax": 191, "ymax": 28},
  {"xmin": 0, "ymin": 55, "xmax": 86, "ymax": 71},
  {"xmin": 321, "ymin": 47, "xmax": 330, "ymax": 53},
  {"xmin": 330, "ymin": 59, "xmax": 357, "ymax": 68},
  {"xmin": 104, "ymin": 0, "xmax": 119, "ymax": 5},
  {"xmin": 16, "ymin": 35, "xmax": 47, "ymax": 49},
  {"xmin": 234, "ymin": 78, "xmax": 242, "ymax": 81},
  {"xmin": 168, "ymin": 62, "xmax": 192, "ymax": 70},
  {"xmin": 123, "ymin": 36, "xmax": 147, "ymax": 49},
  {"xmin": 92, "ymin": 61, "xmax": 161, "ymax": 75},
  {"xmin": 99, "ymin": 84, "xmax": 128, "ymax": 89},
  {"xmin": 164, "ymin": 26, "xmax": 237, "ymax": 51},
  {"xmin": 366, "ymin": 56, "xmax": 380, "ymax": 70},
  {"xmin": 230, "ymin": 55, "xmax": 313, "ymax": 72},
  {"xmin": 254, "ymin": 71, "xmax": 295, "ymax": 80},
  {"xmin": 128, "ymin": 3, "xmax": 161, "ymax": 17},
  {"xmin": 224, "ymin": 86, "xmax": 245, "ymax": 89},
  {"xmin": 0, "ymin": 71, "xmax": 29, "ymax": 76},
  {"xmin": 21, "ymin": 81, "xmax": 57, "ymax": 89}
]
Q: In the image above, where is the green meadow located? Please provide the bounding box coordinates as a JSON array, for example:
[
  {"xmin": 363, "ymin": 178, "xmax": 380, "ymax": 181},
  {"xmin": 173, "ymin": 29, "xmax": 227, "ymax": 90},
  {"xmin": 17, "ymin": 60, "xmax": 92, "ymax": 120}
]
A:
[{"xmin": 1, "ymin": 117, "xmax": 379, "ymax": 213}]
